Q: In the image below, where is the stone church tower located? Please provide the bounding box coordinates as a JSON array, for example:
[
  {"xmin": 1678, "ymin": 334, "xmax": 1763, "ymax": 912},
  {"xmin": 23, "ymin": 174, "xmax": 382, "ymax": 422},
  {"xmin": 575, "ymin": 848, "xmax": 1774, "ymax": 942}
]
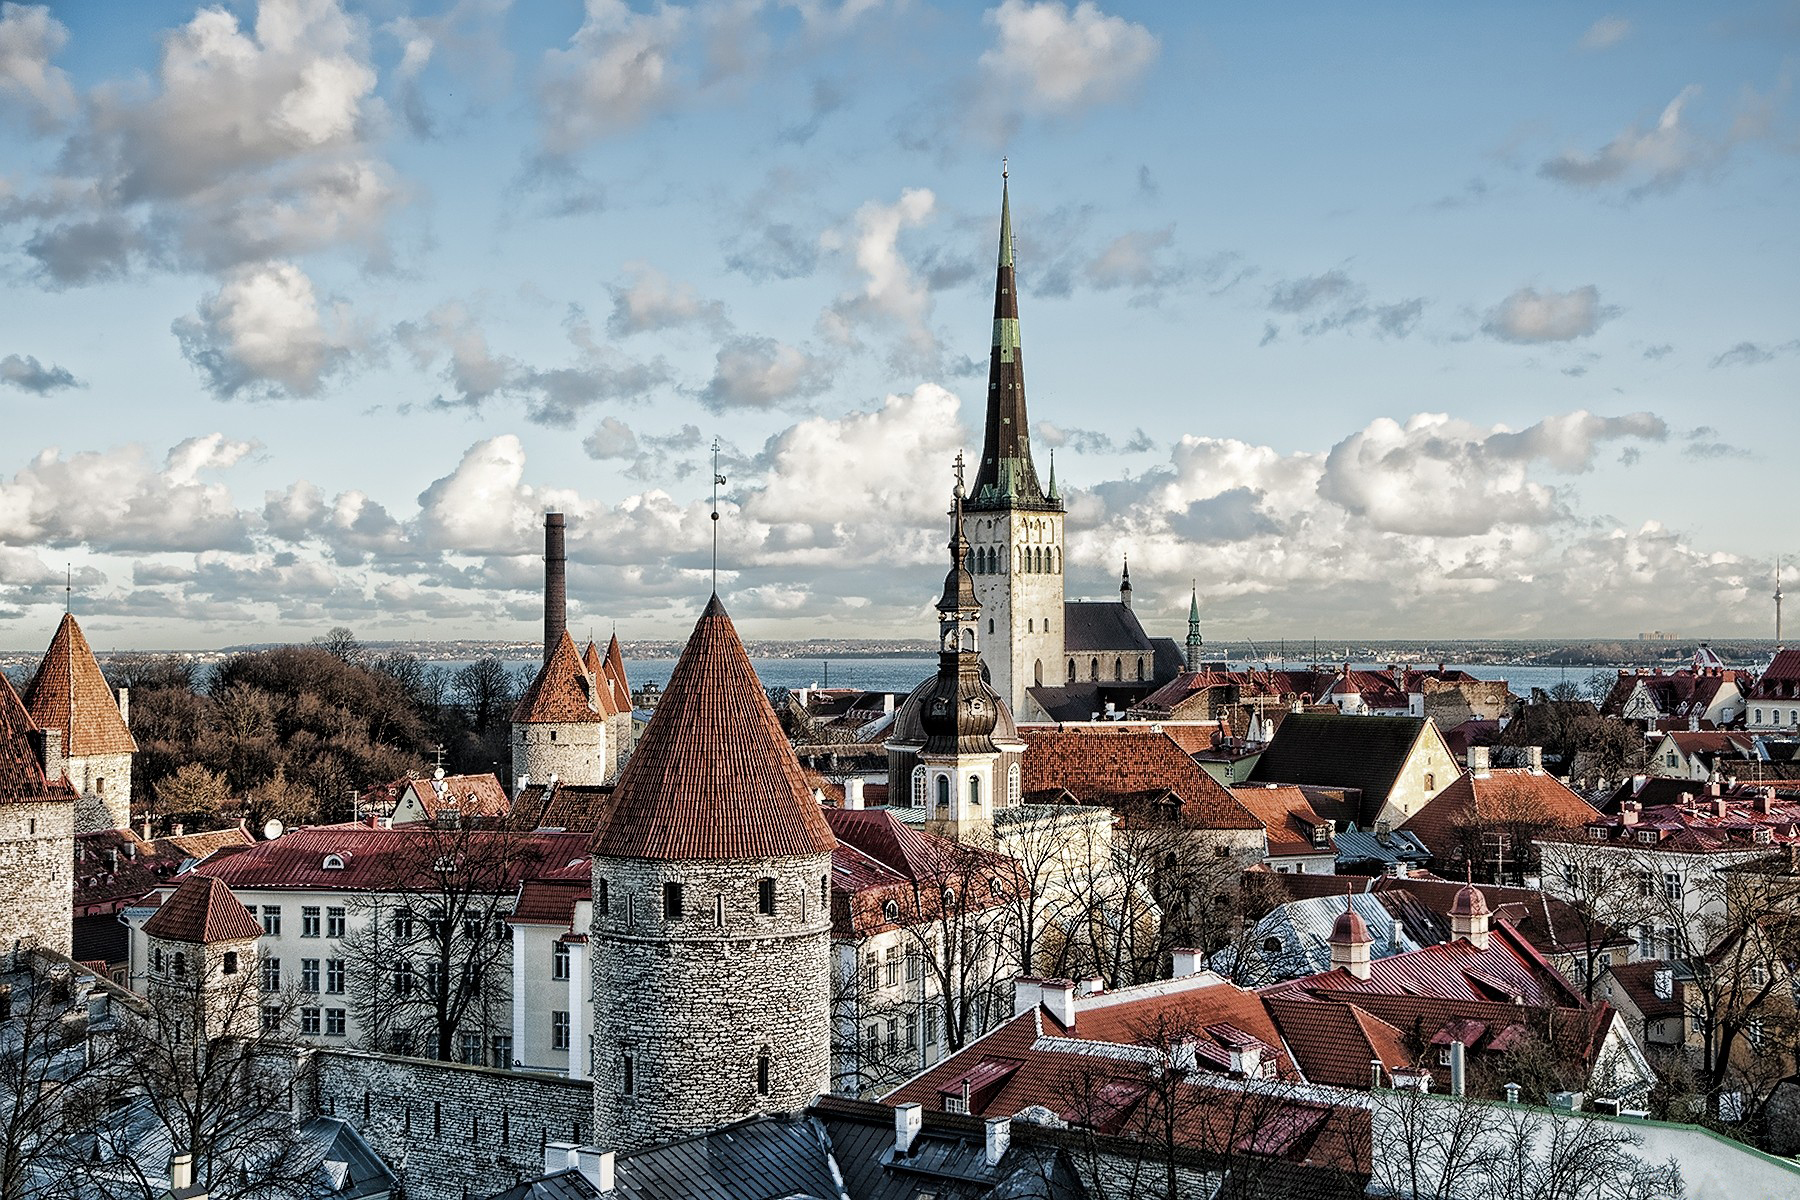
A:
[
  {"xmin": 589, "ymin": 595, "xmax": 837, "ymax": 1153},
  {"xmin": 23, "ymin": 612, "xmax": 135, "ymax": 833},
  {"xmin": 963, "ymin": 168, "xmax": 1065, "ymax": 718}
]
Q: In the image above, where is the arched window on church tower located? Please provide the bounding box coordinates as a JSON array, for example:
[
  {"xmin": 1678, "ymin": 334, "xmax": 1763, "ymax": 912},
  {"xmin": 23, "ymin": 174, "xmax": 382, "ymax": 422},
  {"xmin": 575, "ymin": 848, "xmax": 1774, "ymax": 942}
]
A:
[
  {"xmin": 1067, "ymin": 659, "xmax": 1076, "ymax": 682},
  {"xmin": 1008, "ymin": 763, "xmax": 1021, "ymax": 806},
  {"xmin": 1137, "ymin": 658, "xmax": 1146, "ymax": 681},
  {"xmin": 936, "ymin": 774, "xmax": 950, "ymax": 811},
  {"xmin": 1114, "ymin": 657, "xmax": 1123, "ymax": 681},
  {"xmin": 968, "ymin": 775, "xmax": 981, "ymax": 807},
  {"xmin": 911, "ymin": 766, "xmax": 926, "ymax": 807},
  {"xmin": 1090, "ymin": 658, "xmax": 1100, "ymax": 681},
  {"xmin": 1034, "ymin": 659, "xmax": 1043, "ymax": 685}
]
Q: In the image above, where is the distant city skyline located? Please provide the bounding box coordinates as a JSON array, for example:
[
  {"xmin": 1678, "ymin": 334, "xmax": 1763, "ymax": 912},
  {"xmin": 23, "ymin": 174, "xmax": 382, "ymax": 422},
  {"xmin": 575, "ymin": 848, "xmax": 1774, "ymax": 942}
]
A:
[{"xmin": 0, "ymin": 1, "xmax": 1795, "ymax": 649}]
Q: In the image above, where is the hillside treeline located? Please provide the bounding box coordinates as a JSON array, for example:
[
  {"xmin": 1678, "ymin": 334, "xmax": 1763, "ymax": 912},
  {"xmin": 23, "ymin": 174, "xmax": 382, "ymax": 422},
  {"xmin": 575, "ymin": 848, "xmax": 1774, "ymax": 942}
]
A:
[{"xmin": 104, "ymin": 629, "xmax": 530, "ymax": 834}]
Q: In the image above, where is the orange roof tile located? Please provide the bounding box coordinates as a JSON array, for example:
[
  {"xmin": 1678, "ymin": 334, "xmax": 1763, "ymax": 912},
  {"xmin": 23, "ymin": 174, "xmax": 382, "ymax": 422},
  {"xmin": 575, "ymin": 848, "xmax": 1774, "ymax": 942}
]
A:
[
  {"xmin": 142, "ymin": 874, "xmax": 262, "ymax": 943},
  {"xmin": 593, "ymin": 595, "xmax": 836, "ymax": 861},
  {"xmin": 1231, "ymin": 784, "xmax": 1336, "ymax": 856},
  {"xmin": 23, "ymin": 613, "xmax": 136, "ymax": 757},
  {"xmin": 512, "ymin": 630, "xmax": 607, "ymax": 724},
  {"xmin": 0, "ymin": 674, "xmax": 68, "ymax": 804},
  {"xmin": 1021, "ymin": 726, "xmax": 1261, "ymax": 829},
  {"xmin": 1399, "ymin": 769, "xmax": 1596, "ymax": 864}
]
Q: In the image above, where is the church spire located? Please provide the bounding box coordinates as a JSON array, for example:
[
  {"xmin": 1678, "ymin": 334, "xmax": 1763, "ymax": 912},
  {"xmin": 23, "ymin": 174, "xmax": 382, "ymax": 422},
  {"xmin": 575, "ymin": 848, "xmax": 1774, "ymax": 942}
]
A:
[
  {"xmin": 971, "ymin": 163, "xmax": 1056, "ymax": 511},
  {"xmin": 1186, "ymin": 582, "xmax": 1204, "ymax": 672},
  {"xmin": 1119, "ymin": 555, "xmax": 1132, "ymax": 609}
]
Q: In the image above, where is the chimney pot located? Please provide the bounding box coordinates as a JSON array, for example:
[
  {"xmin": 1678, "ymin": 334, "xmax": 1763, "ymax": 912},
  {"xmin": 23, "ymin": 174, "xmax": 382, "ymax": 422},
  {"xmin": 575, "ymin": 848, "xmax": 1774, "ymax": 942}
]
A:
[
  {"xmin": 1171, "ymin": 948, "xmax": 1204, "ymax": 978},
  {"xmin": 844, "ymin": 778, "xmax": 865, "ymax": 810},
  {"xmin": 116, "ymin": 686, "xmax": 130, "ymax": 728},
  {"xmin": 543, "ymin": 1142, "xmax": 577, "ymax": 1176},
  {"xmin": 544, "ymin": 512, "xmax": 567, "ymax": 666},
  {"xmin": 984, "ymin": 1117, "xmax": 1011, "ymax": 1167}
]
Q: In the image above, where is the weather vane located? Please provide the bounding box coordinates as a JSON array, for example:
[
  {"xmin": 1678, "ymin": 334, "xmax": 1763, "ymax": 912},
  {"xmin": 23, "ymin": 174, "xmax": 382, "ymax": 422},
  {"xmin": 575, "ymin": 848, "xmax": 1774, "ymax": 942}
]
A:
[{"xmin": 710, "ymin": 438, "xmax": 727, "ymax": 594}]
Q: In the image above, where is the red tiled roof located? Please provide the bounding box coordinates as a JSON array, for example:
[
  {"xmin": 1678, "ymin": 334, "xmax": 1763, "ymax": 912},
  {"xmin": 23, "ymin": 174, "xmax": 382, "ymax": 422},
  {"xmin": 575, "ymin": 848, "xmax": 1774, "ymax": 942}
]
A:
[
  {"xmin": 187, "ymin": 825, "xmax": 591, "ymax": 892},
  {"xmin": 826, "ymin": 807, "xmax": 1017, "ymax": 936},
  {"xmin": 1399, "ymin": 769, "xmax": 1596, "ymax": 864},
  {"xmin": 512, "ymin": 631, "xmax": 607, "ymax": 724},
  {"xmin": 1264, "ymin": 996, "xmax": 1412, "ymax": 1089},
  {"xmin": 1231, "ymin": 784, "xmax": 1336, "ymax": 856},
  {"xmin": 512, "ymin": 782, "xmax": 613, "ymax": 832},
  {"xmin": 603, "ymin": 633, "xmax": 632, "ymax": 710},
  {"xmin": 142, "ymin": 874, "xmax": 262, "ymax": 943},
  {"xmin": 0, "ymin": 673, "xmax": 67, "ymax": 804},
  {"xmin": 592, "ymin": 596, "xmax": 836, "ymax": 861},
  {"xmin": 22, "ymin": 613, "xmax": 137, "ymax": 757},
  {"xmin": 885, "ymin": 1006, "xmax": 1372, "ymax": 1174},
  {"xmin": 1751, "ymin": 649, "xmax": 1800, "ymax": 695},
  {"xmin": 1604, "ymin": 961, "xmax": 1683, "ymax": 1021},
  {"xmin": 509, "ymin": 878, "xmax": 589, "ymax": 927},
  {"xmin": 395, "ymin": 772, "xmax": 512, "ymax": 820},
  {"xmin": 1021, "ymin": 726, "xmax": 1261, "ymax": 829},
  {"xmin": 1265, "ymin": 920, "xmax": 1586, "ymax": 1011}
]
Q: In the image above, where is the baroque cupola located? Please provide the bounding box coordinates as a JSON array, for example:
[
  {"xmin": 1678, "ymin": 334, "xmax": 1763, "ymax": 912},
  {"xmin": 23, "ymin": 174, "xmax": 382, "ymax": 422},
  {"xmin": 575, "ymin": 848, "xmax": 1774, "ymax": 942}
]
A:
[{"xmin": 920, "ymin": 466, "xmax": 1002, "ymax": 756}]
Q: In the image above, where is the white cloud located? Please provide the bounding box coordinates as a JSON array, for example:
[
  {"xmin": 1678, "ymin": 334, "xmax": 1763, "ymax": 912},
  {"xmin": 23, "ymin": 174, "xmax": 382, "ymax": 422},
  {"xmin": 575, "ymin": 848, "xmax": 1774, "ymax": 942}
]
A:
[
  {"xmin": 1482, "ymin": 284, "xmax": 1614, "ymax": 343},
  {"xmin": 173, "ymin": 261, "xmax": 362, "ymax": 397},
  {"xmin": 607, "ymin": 262, "xmax": 726, "ymax": 335},
  {"xmin": 1578, "ymin": 16, "xmax": 1631, "ymax": 50},
  {"xmin": 1263, "ymin": 268, "xmax": 1423, "ymax": 340},
  {"xmin": 6, "ymin": 0, "xmax": 398, "ymax": 284},
  {"xmin": 818, "ymin": 187, "xmax": 937, "ymax": 356},
  {"xmin": 539, "ymin": 0, "xmax": 687, "ymax": 153},
  {"xmin": 979, "ymin": 0, "xmax": 1158, "ymax": 115},
  {"xmin": 1316, "ymin": 411, "xmax": 1666, "ymax": 536},
  {"xmin": 700, "ymin": 335, "xmax": 832, "ymax": 411},
  {"xmin": 0, "ymin": 2, "xmax": 75, "ymax": 130},
  {"xmin": 1537, "ymin": 86, "xmax": 1753, "ymax": 197}
]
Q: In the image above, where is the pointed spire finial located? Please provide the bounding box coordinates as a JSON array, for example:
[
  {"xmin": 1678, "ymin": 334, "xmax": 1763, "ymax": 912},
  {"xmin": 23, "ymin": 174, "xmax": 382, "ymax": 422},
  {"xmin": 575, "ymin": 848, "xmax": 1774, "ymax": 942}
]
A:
[
  {"xmin": 710, "ymin": 438, "xmax": 727, "ymax": 597},
  {"xmin": 65, "ymin": 564, "xmax": 71, "ymax": 613}
]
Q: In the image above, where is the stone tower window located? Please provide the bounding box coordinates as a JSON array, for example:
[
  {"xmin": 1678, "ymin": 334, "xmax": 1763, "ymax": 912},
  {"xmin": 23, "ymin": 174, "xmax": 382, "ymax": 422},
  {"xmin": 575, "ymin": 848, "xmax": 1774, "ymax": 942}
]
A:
[
  {"xmin": 222, "ymin": 951, "xmax": 239, "ymax": 975},
  {"xmin": 1034, "ymin": 659, "xmax": 1043, "ymax": 685},
  {"xmin": 936, "ymin": 774, "xmax": 950, "ymax": 810},
  {"xmin": 596, "ymin": 879, "xmax": 609, "ymax": 915},
  {"xmin": 622, "ymin": 1050, "xmax": 635, "ymax": 1095},
  {"xmin": 756, "ymin": 1049, "xmax": 771, "ymax": 1095},
  {"xmin": 1114, "ymin": 657, "xmax": 1123, "ymax": 681},
  {"xmin": 968, "ymin": 775, "xmax": 981, "ymax": 807},
  {"xmin": 96, "ymin": 778, "xmax": 106, "ymax": 795},
  {"xmin": 758, "ymin": 877, "xmax": 777, "ymax": 916},
  {"xmin": 662, "ymin": 882, "xmax": 684, "ymax": 921},
  {"xmin": 1090, "ymin": 658, "xmax": 1100, "ymax": 681},
  {"xmin": 715, "ymin": 894, "xmax": 725, "ymax": 928},
  {"xmin": 1068, "ymin": 660, "xmax": 1076, "ymax": 682},
  {"xmin": 549, "ymin": 730, "xmax": 557, "ymax": 742},
  {"xmin": 172, "ymin": 952, "xmax": 186, "ymax": 978}
]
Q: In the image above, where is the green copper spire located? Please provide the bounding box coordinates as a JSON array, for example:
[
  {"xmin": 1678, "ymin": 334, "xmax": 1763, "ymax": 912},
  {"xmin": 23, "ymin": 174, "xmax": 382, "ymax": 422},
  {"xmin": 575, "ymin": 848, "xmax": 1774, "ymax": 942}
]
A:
[
  {"xmin": 998, "ymin": 159, "xmax": 1013, "ymax": 269},
  {"xmin": 1047, "ymin": 448, "xmax": 1058, "ymax": 500}
]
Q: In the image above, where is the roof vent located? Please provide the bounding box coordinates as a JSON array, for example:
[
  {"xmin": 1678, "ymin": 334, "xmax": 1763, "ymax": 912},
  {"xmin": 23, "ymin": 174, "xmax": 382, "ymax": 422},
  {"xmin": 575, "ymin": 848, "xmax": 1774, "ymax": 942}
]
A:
[{"xmin": 322, "ymin": 854, "xmax": 346, "ymax": 870}]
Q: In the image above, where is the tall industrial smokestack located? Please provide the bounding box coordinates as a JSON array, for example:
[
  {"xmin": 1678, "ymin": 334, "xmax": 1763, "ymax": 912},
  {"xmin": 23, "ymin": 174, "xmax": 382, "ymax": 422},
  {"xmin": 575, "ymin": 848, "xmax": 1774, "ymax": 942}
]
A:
[{"xmin": 544, "ymin": 512, "xmax": 566, "ymax": 664}]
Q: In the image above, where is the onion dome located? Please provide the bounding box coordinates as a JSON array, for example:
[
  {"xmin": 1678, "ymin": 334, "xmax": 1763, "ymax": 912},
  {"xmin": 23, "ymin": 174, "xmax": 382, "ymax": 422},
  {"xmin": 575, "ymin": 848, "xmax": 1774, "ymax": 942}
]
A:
[
  {"xmin": 1329, "ymin": 905, "xmax": 1372, "ymax": 947},
  {"xmin": 1450, "ymin": 882, "xmax": 1489, "ymax": 919}
]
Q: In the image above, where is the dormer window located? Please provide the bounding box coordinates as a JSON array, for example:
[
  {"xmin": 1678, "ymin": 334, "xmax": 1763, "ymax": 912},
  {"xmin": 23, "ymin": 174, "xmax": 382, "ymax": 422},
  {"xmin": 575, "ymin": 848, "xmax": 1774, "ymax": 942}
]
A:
[
  {"xmin": 1587, "ymin": 826, "xmax": 1608, "ymax": 841},
  {"xmin": 1637, "ymin": 829, "xmax": 1658, "ymax": 844},
  {"xmin": 322, "ymin": 854, "xmax": 346, "ymax": 870},
  {"xmin": 883, "ymin": 900, "xmax": 900, "ymax": 923}
]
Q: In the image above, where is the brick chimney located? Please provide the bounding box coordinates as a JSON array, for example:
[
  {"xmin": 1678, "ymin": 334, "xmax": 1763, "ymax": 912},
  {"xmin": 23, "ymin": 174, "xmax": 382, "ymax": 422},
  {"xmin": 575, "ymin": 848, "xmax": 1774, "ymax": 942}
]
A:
[{"xmin": 543, "ymin": 511, "xmax": 566, "ymax": 665}]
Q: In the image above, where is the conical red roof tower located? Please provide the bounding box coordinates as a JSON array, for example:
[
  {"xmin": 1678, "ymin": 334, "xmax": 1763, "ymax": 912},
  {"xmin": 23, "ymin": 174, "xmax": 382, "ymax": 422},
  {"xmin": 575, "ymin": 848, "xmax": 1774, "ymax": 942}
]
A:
[
  {"xmin": 594, "ymin": 595, "xmax": 834, "ymax": 860},
  {"xmin": 24, "ymin": 613, "xmax": 135, "ymax": 757}
]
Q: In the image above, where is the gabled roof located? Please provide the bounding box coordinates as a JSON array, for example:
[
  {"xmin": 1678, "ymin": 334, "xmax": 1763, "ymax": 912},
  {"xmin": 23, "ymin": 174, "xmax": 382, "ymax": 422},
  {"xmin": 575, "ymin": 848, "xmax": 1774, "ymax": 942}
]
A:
[
  {"xmin": 513, "ymin": 630, "xmax": 607, "ymax": 724},
  {"xmin": 1604, "ymin": 961, "xmax": 1684, "ymax": 1022},
  {"xmin": 142, "ymin": 874, "xmax": 262, "ymax": 943},
  {"xmin": 23, "ymin": 612, "xmax": 137, "ymax": 757},
  {"xmin": 1264, "ymin": 919, "xmax": 1586, "ymax": 1011},
  {"xmin": 1263, "ymin": 996, "xmax": 1412, "ymax": 1089},
  {"xmin": 1248, "ymin": 713, "xmax": 1435, "ymax": 818},
  {"xmin": 1231, "ymin": 784, "xmax": 1337, "ymax": 856},
  {"xmin": 186, "ymin": 825, "xmax": 591, "ymax": 893},
  {"xmin": 1062, "ymin": 601, "xmax": 1154, "ymax": 653},
  {"xmin": 395, "ymin": 772, "xmax": 512, "ymax": 820},
  {"xmin": 1399, "ymin": 769, "xmax": 1597, "ymax": 864},
  {"xmin": 1752, "ymin": 649, "xmax": 1800, "ymax": 695},
  {"xmin": 1020, "ymin": 726, "xmax": 1261, "ymax": 830},
  {"xmin": 0, "ymin": 673, "xmax": 67, "ymax": 804},
  {"xmin": 593, "ymin": 595, "xmax": 835, "ymax": 861}
]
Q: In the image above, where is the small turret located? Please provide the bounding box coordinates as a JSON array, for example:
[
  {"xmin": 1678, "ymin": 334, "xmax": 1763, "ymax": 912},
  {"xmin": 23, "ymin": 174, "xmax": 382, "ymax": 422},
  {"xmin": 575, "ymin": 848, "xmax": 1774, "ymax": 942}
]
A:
[
  {"xmin": 1449, "ymin": 878, "xmax": 1491, "ymax": 950},
  {"xmin": 1119, "ymin": 556, "xmax": 1133, "ymax": 610},
  {"xmin": 1328, "ymin": 899, "xmax": 1372, "ymax": 981}
]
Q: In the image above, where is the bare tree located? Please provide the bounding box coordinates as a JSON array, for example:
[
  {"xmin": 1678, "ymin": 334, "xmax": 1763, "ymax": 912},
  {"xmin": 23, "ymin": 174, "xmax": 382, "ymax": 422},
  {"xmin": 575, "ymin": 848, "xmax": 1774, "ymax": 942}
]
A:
[
  {"xmin": 338, "ymin": 824, "xmax": 525, "ymax": 1062},
  {"xmin": 0, "ymin": 954, "xmax": 114, "ymax": 1200}
]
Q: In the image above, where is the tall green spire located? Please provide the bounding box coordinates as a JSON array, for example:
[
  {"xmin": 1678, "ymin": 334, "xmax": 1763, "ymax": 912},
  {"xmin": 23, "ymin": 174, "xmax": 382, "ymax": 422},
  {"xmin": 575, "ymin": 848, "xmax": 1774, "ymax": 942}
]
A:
[{"xmin": 970, "ymin": 160, "xmax": 1056, "ymax": 512}]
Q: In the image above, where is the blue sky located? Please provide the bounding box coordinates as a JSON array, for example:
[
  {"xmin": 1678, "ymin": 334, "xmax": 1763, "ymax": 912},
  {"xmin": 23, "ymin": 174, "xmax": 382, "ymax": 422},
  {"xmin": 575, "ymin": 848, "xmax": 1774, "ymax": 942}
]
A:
[{"xmin": 0, "ymin": 0, "xmax": 1795, "ymax": 649}]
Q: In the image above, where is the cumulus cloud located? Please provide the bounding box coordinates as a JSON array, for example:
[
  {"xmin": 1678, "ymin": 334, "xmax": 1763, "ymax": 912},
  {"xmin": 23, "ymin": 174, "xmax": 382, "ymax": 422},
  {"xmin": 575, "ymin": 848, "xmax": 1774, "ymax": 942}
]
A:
[
  {"xmin": 0, "ymin": 352, "xmax": 80, "ymax": 393},
  {"xmin": 1037, "ymin": 422, "xmax": 1154, "ymax": 455},
  {"xmin": 0, "ymin": 434, "xmax": 257, "ymax": 552},
  {"xmin": 539, "ymin": 0, "xmax": 687, "ymax": 153},
  {"xmin": 1263, "ymin": 269, "xmax": 1423, "ymax": 340},
  {"xmin": 606, "ymin": 262, "xmax": 727, "ymax": 336},
  {"xmin": 5, "ymin": 0, "xmax": 398, "ymax": 283},
  {"xmin": 1315, "ymin": 411, "xmax": 1666, "ymax": 536},
  {"xmin": 396, "ymin": 302, "xmax": 670, "ymax": 425},
  {"xmin": 582, "ymin": 418, "xmax": 703, "ymax": 480},
  {"xmin": 173, "ymin": 261, "xmax": 363, "ymax": 398},
  {"xmin": 699, "ymin": 335, "xmax": 832, "ymax": 412},
  {"xmin": 1483, "ymin": 285, "xmax": 1615, "ymax": 343},
  {"xmin": 0, "ymin": 2, "xmax": 75, "ymax": 130},
  {"xmin": 1578, "ymin": 16, "xmax": 1631, "ymax": 50},
  {"xmin": 818, "ymin": 188, "xmax": 938, "ymax": 357},
  {"xmin": 979, "ymin": 1, "xmax": 1158, "ymax": 117}
]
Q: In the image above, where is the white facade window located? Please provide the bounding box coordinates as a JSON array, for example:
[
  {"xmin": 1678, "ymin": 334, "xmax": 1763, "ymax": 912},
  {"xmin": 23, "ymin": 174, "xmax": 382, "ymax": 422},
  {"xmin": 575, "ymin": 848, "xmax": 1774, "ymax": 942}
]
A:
[
  {"xmin": 1663, "ymin": 872, "xmax": 1683, "ymax": 902},
  {"xmin": 910, "ymin": 767, "xmax": 926, "ymax": 808},
  {"xmin": 553, "ymin": 941, "xmax": 571, "ymax": 981},
  {"xmin": 1007, "ymin": 763, "xmax": 1021, "ymax": 806},
  {"xmin": 552, "ymin": 1011, "xmax": 571, "ymax": 1050},
  {"xmin": 327, "ymin": 907, "xmax": 346, "ymax": 938},
  {"xmin": 261, "ymin": 906, "xmax": 281, "ymax": 936},
  {"xmin": 325, "ymin": 1009, "xmax": 346, "ymax": 1037},
  {"xmin": 302, "ymin": 906, "xmax": 321, "ymax": 938},
  {"xmin": 300, "ymin": 1007, "xmax": 321, "ymax": 1035}
]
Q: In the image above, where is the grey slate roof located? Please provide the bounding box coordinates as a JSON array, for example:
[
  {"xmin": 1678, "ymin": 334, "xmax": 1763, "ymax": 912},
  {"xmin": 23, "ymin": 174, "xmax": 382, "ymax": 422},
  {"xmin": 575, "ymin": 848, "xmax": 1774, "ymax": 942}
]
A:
[
  {"xmin": 1333, "ymin": 827, "xmax": 1431, "ymax": 870},
  {"xmin": 1248, "ymin": 713, "xmax": 1430, "ymax": 824},
  {"xmin": 1211, "ymin": 892, "xmax": 1427, "ymax": 986},
  {"xmin": 1062, "ymin": 601, "xmax": 1153, "ymax": 653}
]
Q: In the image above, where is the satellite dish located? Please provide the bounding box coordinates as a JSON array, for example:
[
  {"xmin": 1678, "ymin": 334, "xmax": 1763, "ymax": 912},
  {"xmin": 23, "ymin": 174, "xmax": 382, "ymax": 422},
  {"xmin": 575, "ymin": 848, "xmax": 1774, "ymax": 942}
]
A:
[{"xmin": 262, "ymin": 819, "xmax": 285, "ymax": 841}]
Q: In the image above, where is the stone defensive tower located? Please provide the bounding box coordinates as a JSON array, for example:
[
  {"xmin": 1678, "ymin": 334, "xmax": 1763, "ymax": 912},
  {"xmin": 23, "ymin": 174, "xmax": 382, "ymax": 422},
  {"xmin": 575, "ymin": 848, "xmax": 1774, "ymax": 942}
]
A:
[
  {"xmin": 963, "ymin": 167, "xmax": 1065, "ymax": 717},
  {"xmin": 590, "ymin": 595, "xmax": 836, "ymax": 1153},
  {"xmin": 512, "ymin": 513, "xmax": 614, "ymax": 788},
  {"xmin": 141, "ymin": 874, "xmax": 264, "ymax": 1044},
  {"xmin": 23, "ymin": 612, "xmax": 135, "ymax": 832},
  {"xmin": 0, "ymin": 674, "xmax": 75, "ymax": 967}
]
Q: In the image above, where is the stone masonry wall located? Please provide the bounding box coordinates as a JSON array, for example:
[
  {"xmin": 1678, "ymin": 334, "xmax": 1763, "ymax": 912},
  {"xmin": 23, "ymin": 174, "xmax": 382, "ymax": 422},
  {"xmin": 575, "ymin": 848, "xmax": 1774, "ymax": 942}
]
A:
[
  {"xmin": 303, "ymin": 1048, "xmax": 593, "ymax": 1200},
  {"xmin": 592, "ymin": 852, "xmax": 833, "ymax": 1153},
  {"xmin": 511, "ymin": 721, "xmax": 607, "ymax": 789},
  {"xmin": 67, "ymin": 751, "xmax": 131, "ymax": 833},
  {"xmin": 0, "ymin": 798, "xmax": 74, "ymax": 965}
]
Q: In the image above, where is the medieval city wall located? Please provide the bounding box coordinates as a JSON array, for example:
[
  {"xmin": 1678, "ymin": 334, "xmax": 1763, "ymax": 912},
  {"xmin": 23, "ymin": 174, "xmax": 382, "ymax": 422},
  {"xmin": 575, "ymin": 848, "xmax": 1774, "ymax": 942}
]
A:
[
  {"xmin": 0, "ymin": 797, "xmax": 74, "ymax": 964},
  {"xmin": 511, "ymin": 722, "xmax": 607, "ymax": 789}
]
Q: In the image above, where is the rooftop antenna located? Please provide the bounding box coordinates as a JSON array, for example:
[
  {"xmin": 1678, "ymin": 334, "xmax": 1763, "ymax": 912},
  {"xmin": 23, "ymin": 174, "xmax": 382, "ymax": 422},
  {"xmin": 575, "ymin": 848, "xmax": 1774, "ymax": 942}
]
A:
[
  {"xmin": 710, "ymin": 438, "xmax": 727, "ymax": 595},
  {"xmin": 1777, "ymin": 557, "xmax": 1785, "ymax": 651},
  {"xmin": 431, "ymin": 744, "xmax": 447, "ymax": 772},
  {"xmin": 65, "ymin": 564, "xmax": 71, "ymax": 613}
]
